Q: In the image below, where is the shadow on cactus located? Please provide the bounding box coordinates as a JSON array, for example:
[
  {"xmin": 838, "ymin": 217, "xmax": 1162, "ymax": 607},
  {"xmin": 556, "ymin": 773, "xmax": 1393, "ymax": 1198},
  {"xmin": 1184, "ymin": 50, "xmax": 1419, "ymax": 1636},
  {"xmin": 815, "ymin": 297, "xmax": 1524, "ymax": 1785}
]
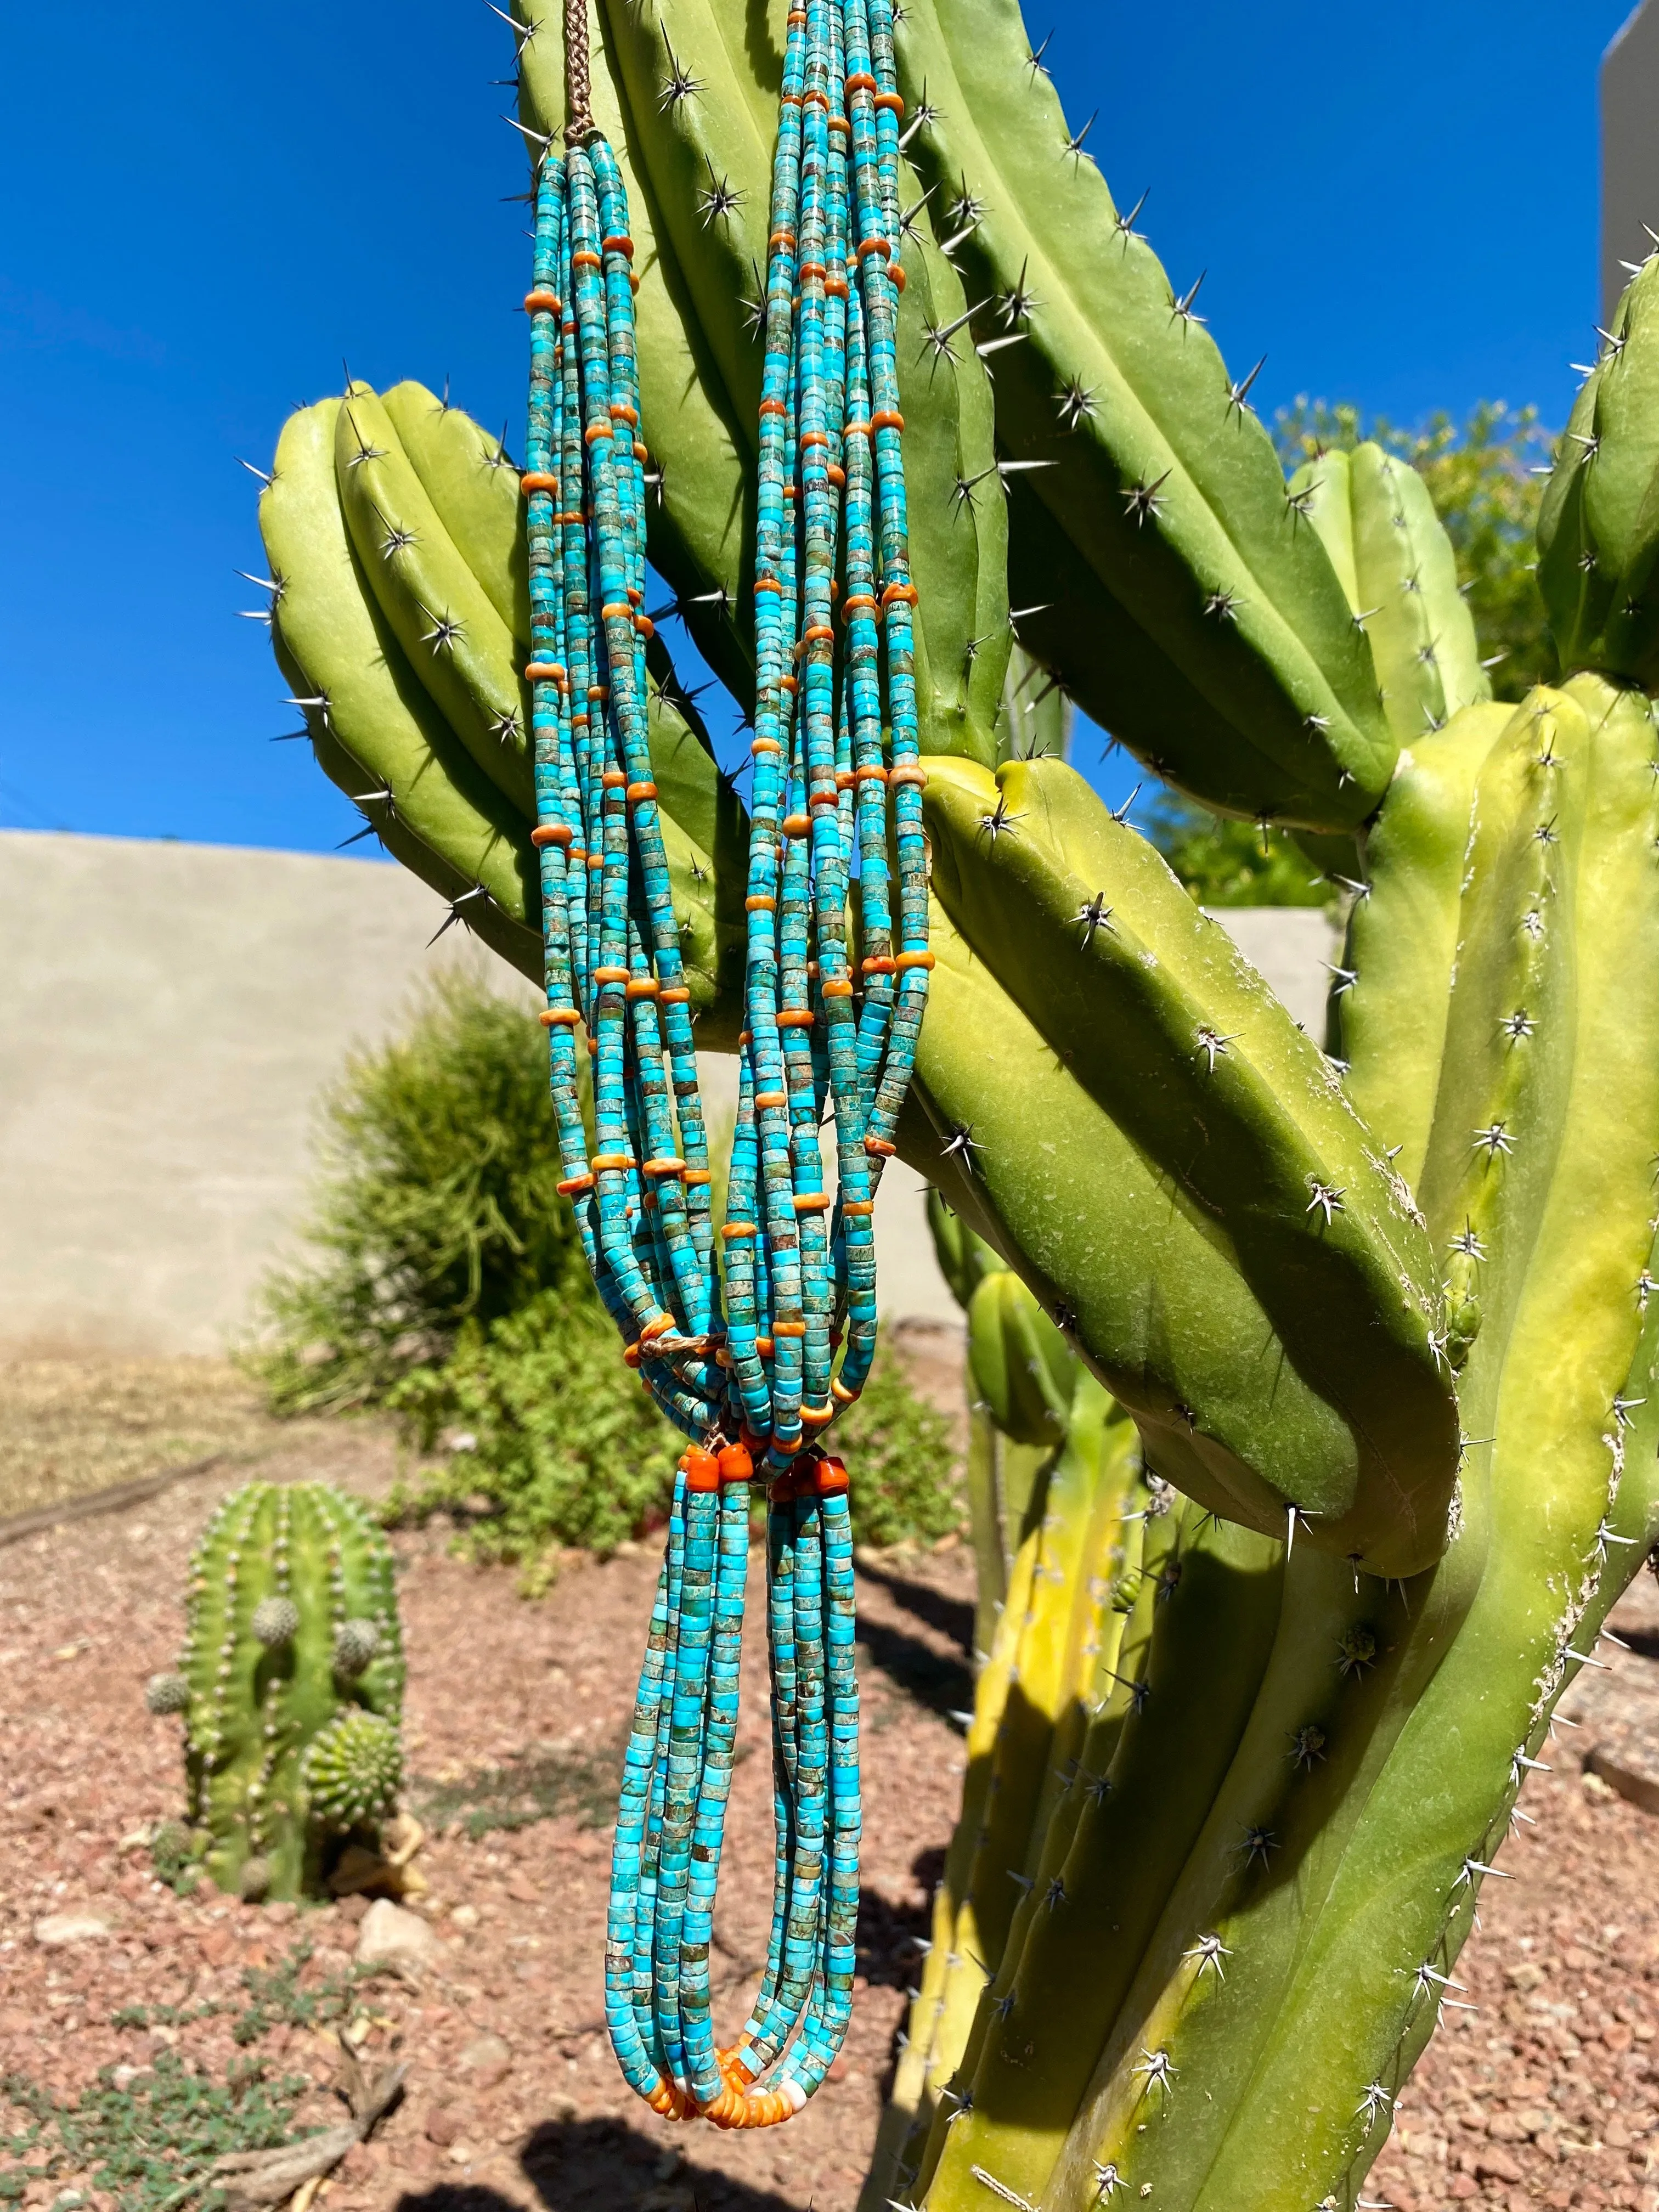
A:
[
  {"xmin": 244, "ymin": 0, "xmax": 1659, "ymax": 2198},
  {"xmin": 144, "ymin": 1482, "xmax": 405, "ymax": 1904}
]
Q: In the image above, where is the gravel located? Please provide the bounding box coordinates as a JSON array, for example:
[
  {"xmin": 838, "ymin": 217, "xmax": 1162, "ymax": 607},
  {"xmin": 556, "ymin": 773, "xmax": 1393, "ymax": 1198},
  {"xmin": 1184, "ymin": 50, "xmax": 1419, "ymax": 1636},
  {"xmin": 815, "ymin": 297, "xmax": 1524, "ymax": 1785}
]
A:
[{"xmin": 4, "ymin": 1410, "xmax": 1657, "ymax": 2211}]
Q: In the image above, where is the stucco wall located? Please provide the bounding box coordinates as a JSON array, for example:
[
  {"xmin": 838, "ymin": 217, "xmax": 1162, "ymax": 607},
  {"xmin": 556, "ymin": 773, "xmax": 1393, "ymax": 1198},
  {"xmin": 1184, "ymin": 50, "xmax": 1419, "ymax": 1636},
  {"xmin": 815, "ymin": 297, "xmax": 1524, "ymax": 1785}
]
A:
[
  {"xmin": 1604, "ymin": 3, "xmax": 1659, "ymax": 320},
  {"xmin": 0, "ymin": 831, "xmax": 1336, "ymax": 1357}
]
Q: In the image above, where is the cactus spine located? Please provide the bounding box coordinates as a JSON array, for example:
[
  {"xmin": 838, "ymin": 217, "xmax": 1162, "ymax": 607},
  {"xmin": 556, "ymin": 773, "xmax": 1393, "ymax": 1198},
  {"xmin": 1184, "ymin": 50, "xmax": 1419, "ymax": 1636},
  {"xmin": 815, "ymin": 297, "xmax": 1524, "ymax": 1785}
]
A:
[{"xmin": 149, "ymin": 1482, "xmax": 405, "ymax": 1903}]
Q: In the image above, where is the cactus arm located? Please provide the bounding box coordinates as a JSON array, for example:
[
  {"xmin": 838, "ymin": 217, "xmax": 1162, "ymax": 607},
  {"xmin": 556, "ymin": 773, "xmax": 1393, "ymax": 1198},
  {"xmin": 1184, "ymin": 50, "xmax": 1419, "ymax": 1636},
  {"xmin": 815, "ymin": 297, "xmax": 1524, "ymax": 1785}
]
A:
[
  {"xmin": 1337, "ymin": 701, "xmax": 1514, "ymax": 1190},
  {"xmin": 966, "ymin": 1273, "xmax": 1071, "ymax": 1450},
  {"xmin": 1290, "ymin": 441, "xmax": 1492, "ymax": 747},
  {"xmin": 903, "ymin": 1496, "xmax": 1164, "ymax": 2210},
  {"xmin": 380, "ymin": 380, "xmax": 531, "ymax": 647},
  {"xmin": 998, "ymin": 676, "xmax": 1659, "ymax": 2212},
  {"xmin": 262, "ymin": 382, "xmax": 742, "ymax": 1024},
  {"xmin": 891, "ymin": 0, "xmax": 1393, "ymax": 831},
  {"xmin": 929, "ymin": 1413, "xmax": 1115, "ymax": 2072},
  {"xmin": 872, "ymin": 1465, "xmax": 1062, "ymax": 2200},
  {"xmin": 332, "ymin": 384, "xmax": 532, "ymax": 811},
  {"xmin": 906, "ymin": 901, "xmax": 1370, "ymax": 1550},
  {"xmin": 259, "ymin": 399, "xmax": 544, "ymax": 979},
  {"xmin": 995, "ymin": 1400, "xmax": 1143, "ymax": 1950},
  {"xmin": 1291, "ymin": 445, "xmax": 1362, "ymax": 608},
  {"xmin": 923, "ymin": 754, "xmax": 1459, "ymax": 1576},
  {"xmin": 1170, "ymin": 675, "xmax": 1659, "ymax": 2209},
  {"xmin": 964, "ymin": 1405, "xmax": 1006, "ymax": 1660},
  {"xmin": 1539, "ymin": 258, "xmax": 1659, "ymax": 685},
  {"xmin": 1348, "ymin": 443, "xmax": 1491, "ymax": 737},
  {"xmin": 918, "ymin": 1510, "xmax": 1287, "ymax": 2212}
]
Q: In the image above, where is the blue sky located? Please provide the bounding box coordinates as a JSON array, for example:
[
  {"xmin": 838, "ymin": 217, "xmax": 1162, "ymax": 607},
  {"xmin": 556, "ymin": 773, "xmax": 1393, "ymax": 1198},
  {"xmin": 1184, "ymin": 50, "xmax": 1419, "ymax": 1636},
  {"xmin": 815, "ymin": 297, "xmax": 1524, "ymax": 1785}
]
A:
[{"xmin": 0, "ymin": 0, "xmax": 1636, "ymax": 849}]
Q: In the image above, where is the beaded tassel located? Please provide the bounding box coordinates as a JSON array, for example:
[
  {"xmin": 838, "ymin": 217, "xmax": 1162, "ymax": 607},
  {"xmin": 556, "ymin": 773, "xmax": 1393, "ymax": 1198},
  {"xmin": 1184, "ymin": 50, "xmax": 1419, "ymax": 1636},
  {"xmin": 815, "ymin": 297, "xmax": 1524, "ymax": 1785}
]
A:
[{"xmin": 524, "ymin": 0, "xmax": 926, "ymax": 2130}]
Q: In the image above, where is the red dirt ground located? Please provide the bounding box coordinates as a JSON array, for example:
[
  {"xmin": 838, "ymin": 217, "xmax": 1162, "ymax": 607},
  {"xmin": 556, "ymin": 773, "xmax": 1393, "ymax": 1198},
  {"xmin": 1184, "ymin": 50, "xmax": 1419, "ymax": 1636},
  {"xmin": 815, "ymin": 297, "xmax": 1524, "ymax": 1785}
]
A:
[{"xmin": 3, "ymin": 1435, "xmax": 1659, "ymax": 2211}]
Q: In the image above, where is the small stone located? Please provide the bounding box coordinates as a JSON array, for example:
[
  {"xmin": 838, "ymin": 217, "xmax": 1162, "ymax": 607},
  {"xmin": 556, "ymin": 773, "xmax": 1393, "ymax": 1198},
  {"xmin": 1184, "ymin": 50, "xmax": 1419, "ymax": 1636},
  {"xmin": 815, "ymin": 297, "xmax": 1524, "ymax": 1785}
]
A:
[
  {"xmin": 425, "ymin": 2106, "xmax": 465, "ymax": 2148},
  {"xmin": 336, "ymin": 1893, "xmax": 371, "ymax": 1925},
  {"xmin": 1605, "ymin": 2021, "xmax": 1635, "ymax": 2053},
  {"xmin": 1476, "ymin": 2150, "xmax": 1523, "ymax": 2183},
  {"xmin": 458, "ymin": 2032, "xmax": 513, "ymax": 2090},
  {"xmin": 265, "ymin": 1901, "xmax": 297, "ymax": 1926},
  {"xmin": 356, "ymin": 1898, "xmax": 444, "ymax": 1978},
  {"xmin": 1449, "ymin": 2180, "xmax": 1477, "ymax": 2200},
  {"xmin": 449, "ymin": 1904, "xmax": 481, "ymax": 1931},
  {"xmin": 33, "ymin": 1913, "xmax": 110, "ymax": 1948},
  {"xmin": 1505, "ymin": 1962, "xmax": 1546, "ymax": 1990},
  {"xmin": 505, "ymin": 1875, "xmax": 538, "ymax": 1905},
  {"xmin": 448, "ymin": 2144, "xmax": 476, "ymax": 2166}
]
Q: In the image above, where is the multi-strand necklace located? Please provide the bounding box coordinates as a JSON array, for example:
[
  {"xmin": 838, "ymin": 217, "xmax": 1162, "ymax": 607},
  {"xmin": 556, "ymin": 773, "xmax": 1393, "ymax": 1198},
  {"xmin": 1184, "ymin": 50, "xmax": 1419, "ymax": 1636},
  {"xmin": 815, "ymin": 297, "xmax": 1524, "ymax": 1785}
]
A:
[{"xmin": 522, "ymin": 0, "xmax": 927, "ymax": 2129}]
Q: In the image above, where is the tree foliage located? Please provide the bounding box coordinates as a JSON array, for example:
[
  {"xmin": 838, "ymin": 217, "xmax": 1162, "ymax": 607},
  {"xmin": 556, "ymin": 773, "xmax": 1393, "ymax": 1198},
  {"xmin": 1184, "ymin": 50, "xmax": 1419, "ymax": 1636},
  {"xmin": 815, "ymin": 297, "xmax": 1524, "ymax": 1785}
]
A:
[{"xmin": 1141, "ymin": 798, "xmax": 1338, "ymax": 910}]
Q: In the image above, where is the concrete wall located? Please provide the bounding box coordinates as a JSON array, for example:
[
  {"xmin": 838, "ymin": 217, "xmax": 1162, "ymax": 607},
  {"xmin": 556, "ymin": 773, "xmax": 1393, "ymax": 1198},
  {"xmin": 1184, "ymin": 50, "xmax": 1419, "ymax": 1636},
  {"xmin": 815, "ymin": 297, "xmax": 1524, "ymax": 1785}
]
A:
[
  {"xmin": 0, "ymin": 830, "xmax": 1335, "ymax": 1357},
  {"xmin": 1604, "ymin": 3, "xmax": 1659, "ymax": 319}
]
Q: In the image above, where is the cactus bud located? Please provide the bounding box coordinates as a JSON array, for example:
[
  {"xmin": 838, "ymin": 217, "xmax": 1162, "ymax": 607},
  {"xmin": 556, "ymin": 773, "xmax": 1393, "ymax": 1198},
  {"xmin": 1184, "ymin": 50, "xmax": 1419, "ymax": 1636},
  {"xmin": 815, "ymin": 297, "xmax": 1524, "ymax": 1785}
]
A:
[
  {"xmin": 145, "ymin": 1672, "xmax": 191, "ymax": 1716},
  {"xmin": 150, "ymin": 1821, "xmax": 195, "ymax": 1881},
  {"xmin": 301, "ymin": 1709, "xmax": 403, "ymax": 1829},
  {"xmin": 251, "ymin": 1595, "xmax": 301, "ymax": 1647},
  {"xmin": 238, "ymin": 1855, "xmax": 272, "ymax": 1903},
  {"xmin": 331, "ymin": 1617, "xmax": 381, "ymax": 1678}
]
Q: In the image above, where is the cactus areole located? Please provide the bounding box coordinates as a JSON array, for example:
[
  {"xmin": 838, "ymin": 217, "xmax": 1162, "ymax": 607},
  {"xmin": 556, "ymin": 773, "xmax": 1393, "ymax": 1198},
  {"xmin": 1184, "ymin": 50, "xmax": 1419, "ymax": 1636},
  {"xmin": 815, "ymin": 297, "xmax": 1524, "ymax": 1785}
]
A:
[{"xmin": 526, "ymin": 0, "xmax": 927, "ymax": 2128}]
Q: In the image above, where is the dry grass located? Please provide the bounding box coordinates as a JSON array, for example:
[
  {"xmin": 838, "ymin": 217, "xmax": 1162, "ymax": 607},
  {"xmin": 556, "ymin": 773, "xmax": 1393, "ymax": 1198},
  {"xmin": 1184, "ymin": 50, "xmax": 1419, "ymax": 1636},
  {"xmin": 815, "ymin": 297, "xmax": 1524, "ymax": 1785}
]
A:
[{"xmin": 0, "ymin": 1357, "xmax": 289, "ymax": 1521}]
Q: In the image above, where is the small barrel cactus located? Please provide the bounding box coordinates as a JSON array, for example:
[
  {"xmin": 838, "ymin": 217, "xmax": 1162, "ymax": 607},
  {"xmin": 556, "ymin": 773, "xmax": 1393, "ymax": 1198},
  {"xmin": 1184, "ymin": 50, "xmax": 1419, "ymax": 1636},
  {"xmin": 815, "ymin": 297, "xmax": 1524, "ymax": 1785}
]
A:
[{"xmin": 144, "ymin": 1481, "xmax": 405, "ymax": 1902}]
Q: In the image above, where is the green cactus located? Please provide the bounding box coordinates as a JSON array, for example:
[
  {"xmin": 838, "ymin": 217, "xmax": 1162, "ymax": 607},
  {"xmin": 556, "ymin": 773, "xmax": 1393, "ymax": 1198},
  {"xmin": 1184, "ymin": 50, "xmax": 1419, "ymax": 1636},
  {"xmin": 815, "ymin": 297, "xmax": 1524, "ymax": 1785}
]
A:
[
  {"xmin": 247, "ymin": 0, "xmax": 1659, "ymax": 2194},
  {"xmin": 1288, "ymin": 440, "xmax": 1493, "ymax": 746},
  {"xmin": 932, "ymin": 672, "xmax": 1659, "ymax": 2212},
  {"xmin": 926, "ymin": 1189, "xmax": 1049, "ymax": 1649},
  {"xmin": 889, "ymin": 0, "xmax": 1394, "ymax": 832},
  {"xmin": 146, "ymin": 1482, "xmax": 405, "ymax": 1903},
  {"xmin": 874, "ymin": 1373, "xmax": 1148, "ymax": 2197},
  {"xmin": 1539, "ymin": 255, "xmax": 1659, "ymax": 686}
]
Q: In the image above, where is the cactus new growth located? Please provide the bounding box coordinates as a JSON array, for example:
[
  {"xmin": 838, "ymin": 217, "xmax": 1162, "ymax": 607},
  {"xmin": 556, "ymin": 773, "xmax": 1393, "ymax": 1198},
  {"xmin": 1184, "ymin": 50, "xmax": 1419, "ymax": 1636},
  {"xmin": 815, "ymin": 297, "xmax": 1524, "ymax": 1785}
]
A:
[
  {"xmin": 145, "ymin": 1482, "xmax": 405, "ymax": 1903},
  {"xmin": 247, "ymin": 0, "xmax": 1659, "ymax": 2193}
]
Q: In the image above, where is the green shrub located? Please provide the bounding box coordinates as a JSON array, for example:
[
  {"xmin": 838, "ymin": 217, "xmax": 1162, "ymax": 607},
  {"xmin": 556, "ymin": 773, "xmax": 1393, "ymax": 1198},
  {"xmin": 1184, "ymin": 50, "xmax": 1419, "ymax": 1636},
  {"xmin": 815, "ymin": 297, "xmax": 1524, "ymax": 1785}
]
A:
[
  {"xmin": 252, "ymin": 968, "xmax": 962, "ymax": 1571},
  {"xmin": 836, "ymin": 1346, "xmax": 963, "ymax": 1550},
  {"xmin": 245, "ymin": 965, "xmax": 585, "ymax": 1414},
  {"xmin": 386, "ymin": 1286, "xmax": 681, "ymax": 1583},
  {"xmin": 388, "ymin": 1293, "xmax": 961, "ymax": 1585}
]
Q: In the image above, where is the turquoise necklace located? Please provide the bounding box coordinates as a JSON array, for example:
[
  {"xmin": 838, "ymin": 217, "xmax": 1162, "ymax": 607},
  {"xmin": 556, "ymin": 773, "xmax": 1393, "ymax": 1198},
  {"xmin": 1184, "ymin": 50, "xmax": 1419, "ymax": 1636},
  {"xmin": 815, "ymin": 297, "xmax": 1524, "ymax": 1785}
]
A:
[{"xmin": 523, "ymin": 0, "xmax": 927, "ymax": 2129}]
